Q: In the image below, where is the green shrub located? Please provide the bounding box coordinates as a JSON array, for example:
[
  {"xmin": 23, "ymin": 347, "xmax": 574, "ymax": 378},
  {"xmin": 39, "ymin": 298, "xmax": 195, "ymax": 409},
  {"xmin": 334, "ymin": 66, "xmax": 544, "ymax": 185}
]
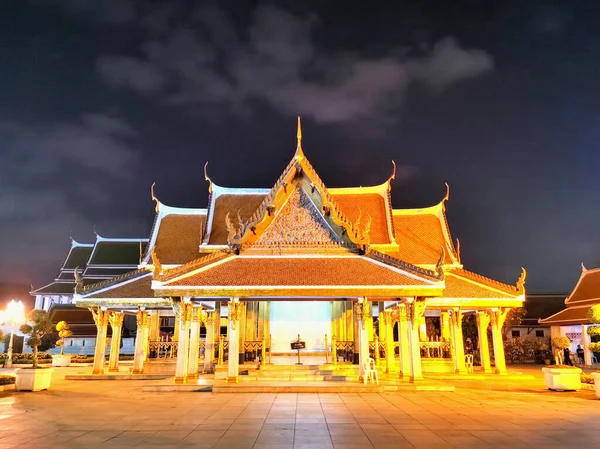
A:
[
  {"xmin": 551, "ymin": 336, "xmax": 571, "ymax": 350},
  {"xmin": 581, "ymin": 373, "xmax": 595, "ymax": 384},
  {"xmin": 0, "ymin": 375, "xmax": 15, "ymax": 385}
]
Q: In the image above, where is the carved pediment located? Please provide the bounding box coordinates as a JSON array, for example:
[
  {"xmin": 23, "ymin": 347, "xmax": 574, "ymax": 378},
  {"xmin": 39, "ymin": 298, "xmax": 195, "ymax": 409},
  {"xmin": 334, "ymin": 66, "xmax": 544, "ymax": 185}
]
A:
[{"xmin": 254, "ymin": 187, "xmax": 341, "ymax": 247}]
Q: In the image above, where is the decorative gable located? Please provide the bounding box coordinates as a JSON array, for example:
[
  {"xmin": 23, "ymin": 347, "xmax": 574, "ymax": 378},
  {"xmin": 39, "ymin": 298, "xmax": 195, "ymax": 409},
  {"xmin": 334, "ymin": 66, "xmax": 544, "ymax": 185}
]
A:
[{"xmin": 254, "ymin": 187, "xmax": 341, "ymax": 247}]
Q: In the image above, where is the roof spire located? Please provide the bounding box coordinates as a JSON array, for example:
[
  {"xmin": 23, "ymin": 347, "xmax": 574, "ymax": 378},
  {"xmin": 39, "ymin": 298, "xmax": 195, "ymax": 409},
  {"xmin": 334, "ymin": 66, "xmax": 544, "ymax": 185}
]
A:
[
  {"xmin": 151, "ymin": 182, "xmax": 160, "ymax": 213},
  {"xmin": 204, "ymin": 161, "xmax": 213, "ymax": 193},
  {"xmin": 295, "ymin": 116, "xmax": 304, "ymax": 159}
]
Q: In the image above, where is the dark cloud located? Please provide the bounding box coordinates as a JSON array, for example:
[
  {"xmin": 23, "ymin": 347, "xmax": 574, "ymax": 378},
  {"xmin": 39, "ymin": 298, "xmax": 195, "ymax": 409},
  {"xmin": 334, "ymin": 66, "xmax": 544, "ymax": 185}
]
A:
[
  {"xmin": 0, "ymin": 115, "xmax": 142, "ymax": 284},
  {"xmin": 96, "ymin": 6, "xmax": 494, "ymax": 125}
]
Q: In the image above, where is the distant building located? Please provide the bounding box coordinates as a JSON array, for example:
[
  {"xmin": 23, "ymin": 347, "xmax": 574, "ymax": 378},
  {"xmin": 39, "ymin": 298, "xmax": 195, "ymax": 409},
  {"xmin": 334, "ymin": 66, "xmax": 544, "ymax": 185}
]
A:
[
  {"xmin": 540, "ymin": 264, "xmax": 600, "ymax": 366},
  {"xmin": 508, "ymin": 293, "xmax": 566, "ymax": 339},
  {"xmin": 27, "ymin": 235, "xmax": 148, "ymax": 354}
]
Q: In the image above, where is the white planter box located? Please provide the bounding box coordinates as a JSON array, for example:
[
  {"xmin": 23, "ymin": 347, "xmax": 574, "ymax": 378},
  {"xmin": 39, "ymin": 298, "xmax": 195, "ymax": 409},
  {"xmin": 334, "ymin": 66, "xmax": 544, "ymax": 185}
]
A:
[
  {"xmin": 542, "ymin": 367, "xmax": 582, "ymax": 391},
  {"xmin": 52, "ymin": 354, "xmax": 72, "ymax": 367},
  {"xmin": 592, "ymin": 373, "xmax": 600, "ymax": 399},
  {"xmin": 15, "ymin": 368, "xmax": 53, "ymax": 391}
]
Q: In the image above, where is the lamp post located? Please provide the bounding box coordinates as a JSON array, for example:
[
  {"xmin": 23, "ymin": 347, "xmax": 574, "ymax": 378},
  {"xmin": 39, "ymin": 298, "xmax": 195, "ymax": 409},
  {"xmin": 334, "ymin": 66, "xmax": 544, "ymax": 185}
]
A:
[{"xmin": 2, "ymin": 300, "xmax": 25, "ymax": 368}]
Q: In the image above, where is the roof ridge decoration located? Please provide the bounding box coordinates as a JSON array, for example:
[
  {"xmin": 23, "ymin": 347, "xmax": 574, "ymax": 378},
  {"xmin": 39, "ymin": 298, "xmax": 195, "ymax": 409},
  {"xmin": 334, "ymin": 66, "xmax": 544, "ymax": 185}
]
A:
[
  {"xmin": 449, "ymin": 267, "xmax": 520, "ymax": 294},
  {"xmin": 151, "ymin": 182, "xmax": 159, "ymax": 213},
  {"xmin": 366, "ymin": 249, "xmax": 442, "ymax": 281},
  {"xmin": 158, "ymin": 250, "xmax": 231, "ymax": 282},
  {"xmin": 151, "ymin": 247, "xmax": 163, "ymax": 279},
  {"xmin": 223, "ymin": 119, "xmax": 373, "ymax": 254},
  {"xmin": 204, "ymin": 161, "xmax": 213, "ymax": 194},
  {"xmin": 79, "ymin": 267, "xmax": 151, "ymax": 296},
  {"xmin": 582, "ymin": 262, "xmax": 587, "ymax": 273},
  {"xmin": 516, "ymin": 267, "xmax": 527, "ymax": 294},
  {"xmin": 435, "ymin": 247, "xmax": 445, "ymax": 279},
  {"xmin": 295, "ymin": 116, "xmax": 304, "ymax": 160},
  {"xmin": 73, "ymin": 267, "xmax": 84, "ymax": 294}
]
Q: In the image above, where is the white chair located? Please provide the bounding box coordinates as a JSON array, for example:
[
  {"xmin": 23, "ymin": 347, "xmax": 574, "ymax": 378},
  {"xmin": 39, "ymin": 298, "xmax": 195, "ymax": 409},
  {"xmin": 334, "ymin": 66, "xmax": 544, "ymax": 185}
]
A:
[
  {"xmin": 363, "ymin": 357, "xmax": 379, "ymax": 384},
  {"xmin": 465, "ymin": 354, "xmax": 474, "ymax": 373}
]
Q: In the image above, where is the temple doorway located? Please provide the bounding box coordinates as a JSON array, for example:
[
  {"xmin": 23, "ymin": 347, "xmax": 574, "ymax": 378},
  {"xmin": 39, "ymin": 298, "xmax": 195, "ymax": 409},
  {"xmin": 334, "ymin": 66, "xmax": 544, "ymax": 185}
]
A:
[{"xmin": 269, "ymin": 301, "xmax": 331, "ymax": 353}]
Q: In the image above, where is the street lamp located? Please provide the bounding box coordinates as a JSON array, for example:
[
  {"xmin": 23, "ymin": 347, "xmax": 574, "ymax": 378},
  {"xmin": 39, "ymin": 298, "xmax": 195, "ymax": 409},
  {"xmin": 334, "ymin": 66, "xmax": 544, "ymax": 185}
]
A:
[{"xmin": 1, "ymin": 300, "xmax": 25, "ymax": 368}]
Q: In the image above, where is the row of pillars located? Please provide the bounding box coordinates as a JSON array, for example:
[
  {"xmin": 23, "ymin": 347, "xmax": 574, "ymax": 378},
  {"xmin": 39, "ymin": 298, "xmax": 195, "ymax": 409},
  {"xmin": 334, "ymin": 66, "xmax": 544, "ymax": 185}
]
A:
[{"xmin": 340, "ymin": 299, "xmax": 511, "ymax": 380}]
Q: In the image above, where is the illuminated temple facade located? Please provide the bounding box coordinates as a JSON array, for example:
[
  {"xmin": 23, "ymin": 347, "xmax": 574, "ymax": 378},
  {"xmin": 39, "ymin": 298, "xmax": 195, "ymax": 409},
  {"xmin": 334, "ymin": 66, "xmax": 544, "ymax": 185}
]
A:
[{"xmin": 73, "ymin": 119, "xmax": 526, "ymax": 383}]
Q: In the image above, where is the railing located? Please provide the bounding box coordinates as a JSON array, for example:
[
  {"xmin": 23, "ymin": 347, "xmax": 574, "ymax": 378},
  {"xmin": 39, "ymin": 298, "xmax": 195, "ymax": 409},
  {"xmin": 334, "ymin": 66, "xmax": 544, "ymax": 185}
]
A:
[
  {"xmin": 333, "ymin": 339, "xmax": 354, "ymax": 364},
  {"xmin": 148, "ymin": 341, "xmax": 178, "ymax": 359},
  {"xmin": 420, "ymin": 341, "xmax": 451, "ymax": 359},
  {"xmin": 369, "ymin": 338, "xmax": 386, "ymax": 362}
]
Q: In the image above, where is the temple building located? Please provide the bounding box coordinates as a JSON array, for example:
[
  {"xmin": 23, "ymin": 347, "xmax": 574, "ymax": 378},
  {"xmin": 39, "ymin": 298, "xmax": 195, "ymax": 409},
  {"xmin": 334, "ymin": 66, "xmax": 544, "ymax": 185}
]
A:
[
  {"xmin": 540, "ymin": 264, "xmax": 600, "ymax": 366},
  {"xmin": 70, "ymin": 118, "xmax": 526, "ymax": 383}
]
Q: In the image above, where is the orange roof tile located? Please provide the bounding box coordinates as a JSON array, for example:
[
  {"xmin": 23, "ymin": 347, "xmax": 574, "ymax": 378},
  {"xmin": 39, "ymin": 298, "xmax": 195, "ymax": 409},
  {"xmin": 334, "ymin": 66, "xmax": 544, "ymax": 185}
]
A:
[
  {"xmin": 208, "ymin": 194, "xmax": 266, "ymax": 245},
  {"xmin": 154, "ymin": 214, "xmax": 205, "ymax": 264},
  {"xmin": 161, "ymin": 256, "xmax": 429, "ymax": 287},
  {"xmin": 539, "ymin": 306, "xmax": 592, "ymax": 325},
  {"xmin": 329, "ymin": 192, "xmax": 391, "ymax": 244},
  {"xmin": 83, "ymin": 271, "xmax": 154, "ymax": 299},
  {"xmin": 391, "ymin": 214, "xmax": 453, "ymax": 265},
  {"xmin": 566, "ymin": 269, "xmax": 600, "ymax": 305},
  {"xmin": 446, "ymin": 268, "xmax": 520, "ymax": 297}
]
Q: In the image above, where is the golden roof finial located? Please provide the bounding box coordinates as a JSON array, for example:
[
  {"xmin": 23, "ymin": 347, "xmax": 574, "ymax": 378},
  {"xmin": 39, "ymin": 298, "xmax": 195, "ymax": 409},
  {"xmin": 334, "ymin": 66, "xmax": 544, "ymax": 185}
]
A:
[
  {"xmin": 582, "ymin": 262, "xmax": 587, "ymax": 273},
  {"xmin": 151, "ymin": 182, "xmax": 160, "ymax": 213},
  {"xmin": 151, "ymin": 247, "xmax": 162, "ymax": 279},
  {"xmin": 386, "ymin": 160, "xmax": 397, "ymax": 187},
  {"xmin": 295, "ymin": 116, "xmax": 304, "ymax": 159},
  {"xmin": 516, "ymin": 267, "xmax": 527, "ymax": 293},
  {"xmin": 204, "ymin": 161, "xmax": 213, "ymax": 194},
  {"xmin": 441, "ymin": 182, "xmax": 450, "ymax": 211}
]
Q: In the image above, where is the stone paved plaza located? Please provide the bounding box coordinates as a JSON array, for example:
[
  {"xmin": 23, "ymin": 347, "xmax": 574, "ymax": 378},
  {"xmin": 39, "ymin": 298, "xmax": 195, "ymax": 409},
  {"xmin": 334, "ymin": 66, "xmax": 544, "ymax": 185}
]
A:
[{"xmin": 1, "ymin": 367, "xmax": 599, "ymax": 448}]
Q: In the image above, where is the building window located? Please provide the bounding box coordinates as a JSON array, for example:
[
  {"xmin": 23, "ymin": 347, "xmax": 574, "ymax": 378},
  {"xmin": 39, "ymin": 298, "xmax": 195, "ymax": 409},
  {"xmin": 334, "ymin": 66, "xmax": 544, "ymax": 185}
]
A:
[
  {"xmin": 511, "ymin": 330, "xmax": 520, "ymax": 338},
  {"xmin": 535, "ymin": 330, "xmax": 544, "ymax": 337}
]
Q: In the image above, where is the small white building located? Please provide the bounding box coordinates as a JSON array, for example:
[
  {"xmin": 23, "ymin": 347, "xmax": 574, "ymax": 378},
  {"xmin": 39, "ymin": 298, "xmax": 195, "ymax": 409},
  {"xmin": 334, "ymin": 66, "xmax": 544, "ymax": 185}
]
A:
[{"xmin": 540, "ymin": 265, "xmax": 600, "ymax": 366}]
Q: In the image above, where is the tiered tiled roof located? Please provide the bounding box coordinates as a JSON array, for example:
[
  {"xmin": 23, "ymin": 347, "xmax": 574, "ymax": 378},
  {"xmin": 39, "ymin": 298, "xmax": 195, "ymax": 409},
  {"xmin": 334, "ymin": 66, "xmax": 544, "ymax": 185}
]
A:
[
  {"xmin": 207, "ymin": 191, "xmax": 267, "ymax": 245},
  {"xmin": 565, "ymin": 267, "xmax": 600, "ymax": 305},
  {"xmin": 158, "ymin": 256, "xmax": 436, "ymax": 288},
  {"xmin": 154, "ymin": 214, "xmax": 206, "ymax": 264},
  {"xmin": 443, "ymin": 269, "xmax": 520, "ymax": 299},
  {"xmin": 540, "ymin": 306, "xmax": 592, "ymax": 326},
  {"xmin": 392, "ymin": 207, "xmax": 457, "ymax": 265},
  {"xmin": 329, "ymin": 189, "xmax": 391, "ymax": 244}
]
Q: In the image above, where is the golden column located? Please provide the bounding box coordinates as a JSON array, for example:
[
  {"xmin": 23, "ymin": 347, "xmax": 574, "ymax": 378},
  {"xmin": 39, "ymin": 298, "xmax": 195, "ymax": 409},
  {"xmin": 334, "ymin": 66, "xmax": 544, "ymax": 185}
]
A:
[
  {"xmin": 133, "ymin": 308, "xmax": 150, "ymax": 374},
  {"xmin": 174, "ymin": 300, "xmax": 192, "ymax": 383},
  {"xmin": 187, "ymin": 306, "xmax": 202, "ymax": 379},
  {"xmin": 90, "ymin": 308, "xmax": 110, "ymax": 375},
  {"xmin": 406, "ymin": 299, "xmax": 425, "ymax": 382},
  {"xmin": 396, "ymin": 303, "xmax": 411, "ymax": 379},
  {"xmin": 476, "ymin": 311, "xmax": 492, "ymax": 373},
  {"xmin": 355, "ymin": 298, "xmax": 371, "ymax": 381},
  {"xmin": 203, "ymin": 311, "xmax": 215, "ymax": 373},
  {"xmin": 489, "ymin": 308, "xmax": 510, "ymax": 374},
  {"xmin": 383, "ymin": 310, "xmax": 396, "ymax": 373},
  {"xmin": 450, "ymin": 308, "xmax": 466, "ymax": 373},
  {"xmin": 227, "ymin": 298, "xmax": 241, "ymax": 383},
  {"xmin": 108, "ymin": 311, "xmax": 124, "ymax": 373}
]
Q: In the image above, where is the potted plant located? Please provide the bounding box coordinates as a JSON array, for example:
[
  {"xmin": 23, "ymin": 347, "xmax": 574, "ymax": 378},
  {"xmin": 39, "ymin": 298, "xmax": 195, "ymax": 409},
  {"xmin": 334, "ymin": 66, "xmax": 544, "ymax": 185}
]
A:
[
  {"xmin": 15, "ymin": 310, "xmax": 55, "ymax": 391},
  {"xmin": 539, "ymin": 342, "xmax": 551, "ymax": 365},
  {"xmin": 542, "ymin": 336, "xmax": 581, "ymax": 391},
  {"xmin": 587, "ymin": 305, "xmax": 600, "ymax": 398},
  {"xmin": 52, "ymin": 321, "xmax": 73, "ymax": 367}
]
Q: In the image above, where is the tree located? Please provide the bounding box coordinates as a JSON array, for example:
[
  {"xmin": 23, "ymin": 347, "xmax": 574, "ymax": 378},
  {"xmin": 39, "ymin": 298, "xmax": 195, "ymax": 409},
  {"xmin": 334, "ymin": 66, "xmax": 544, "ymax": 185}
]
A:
[
  {"xmin": 503, "ymin": 307, "xmax": 526, "ymax": 338},
  {"xmin": 587, "ymin": 305, "xmax": 600, "ymax": 352},
  {"xmin": 19, "ymin": 310, "xmax": 54, "ymax": 368},
  {"xmin": 55, "ymin": 321, "xmax": 72, "ymax": 356}
]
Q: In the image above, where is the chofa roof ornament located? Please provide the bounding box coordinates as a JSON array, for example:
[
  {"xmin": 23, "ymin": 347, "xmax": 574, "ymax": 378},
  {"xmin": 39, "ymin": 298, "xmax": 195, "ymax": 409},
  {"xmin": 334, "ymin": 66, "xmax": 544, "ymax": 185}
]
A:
[
  {"xmin": 150, "ymin": 182, "xmax": 160, "ymax": 213},
  {"xmin": 204, "ymin": 161, "xmax": 213, "ymax": 194},
  {"xmin": 516, "ymin": 267, "xmax": 527, "ymax": 293}
]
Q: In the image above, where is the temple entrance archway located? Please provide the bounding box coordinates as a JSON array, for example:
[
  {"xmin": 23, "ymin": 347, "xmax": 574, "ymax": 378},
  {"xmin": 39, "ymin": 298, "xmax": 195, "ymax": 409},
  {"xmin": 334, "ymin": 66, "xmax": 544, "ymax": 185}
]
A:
[{"xmin": 269, "ymin": 300, "xmax": 331, "ymax": 354}]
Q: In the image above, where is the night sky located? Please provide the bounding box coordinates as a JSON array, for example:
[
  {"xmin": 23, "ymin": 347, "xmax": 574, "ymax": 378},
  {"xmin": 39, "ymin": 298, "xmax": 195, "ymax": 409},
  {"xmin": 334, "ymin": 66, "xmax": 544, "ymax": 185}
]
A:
[{"xmin": 2, "ymin": 1, "xmax": 599, "ymax": 294}]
